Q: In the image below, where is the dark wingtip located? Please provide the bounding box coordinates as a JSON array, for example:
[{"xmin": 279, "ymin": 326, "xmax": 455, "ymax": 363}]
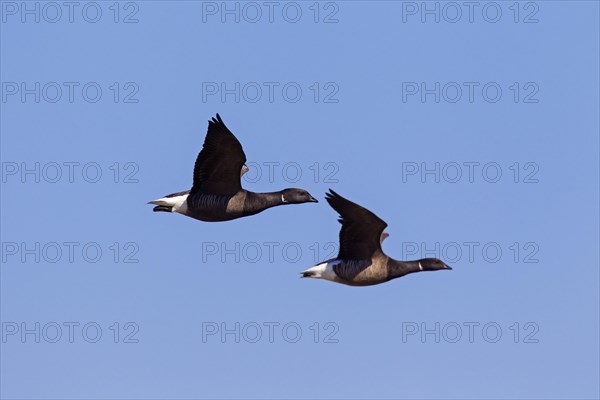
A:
[
  {"xmin": 326, "ymin": 188, "xmax": 341, "ymax": 199},
  {"xmin": 325, "ymin": 188, "xmax": 340, "ymax": 207},
  {"xmin": 210, "ymin": 113, "xmax": 226, "ymax": 129}
]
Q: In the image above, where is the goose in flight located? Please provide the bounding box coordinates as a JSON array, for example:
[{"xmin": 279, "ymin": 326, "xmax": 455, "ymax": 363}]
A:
[
  {"xmin": 149, "ymin": 114, "xmax": 318, "ymax": 222},
  {"xmin": 301, "ymin": 190, "xmax": 451, "ymax": 286}
]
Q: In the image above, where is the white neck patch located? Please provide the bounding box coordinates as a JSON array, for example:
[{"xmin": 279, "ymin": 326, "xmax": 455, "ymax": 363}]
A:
[
  {"xmin": 281, "ymin": 194, "xmax": 287, "ymax": 203},
  {"xmin": 418, "ymin": 262, "xmax": 424, "ymax": 271}
]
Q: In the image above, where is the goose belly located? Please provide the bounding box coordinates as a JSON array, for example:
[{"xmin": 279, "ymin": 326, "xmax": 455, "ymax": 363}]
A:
[
  {"xmin": 184, "ymin": 193, "xmax": 233, "ymax": 221},
  {"xmin": 333, "ymin": 260, "xmax": 389, "ymax": 286}
]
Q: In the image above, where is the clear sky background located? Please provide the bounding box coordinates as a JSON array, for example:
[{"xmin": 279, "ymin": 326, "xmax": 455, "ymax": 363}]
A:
[{"xmin": 1, "ymin": 1, "xmax": 599, "ymax": 399}]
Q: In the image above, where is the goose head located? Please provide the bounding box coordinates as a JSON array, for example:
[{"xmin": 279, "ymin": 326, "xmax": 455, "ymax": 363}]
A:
[
  {"xmin": 417, "ymin": 258, "xmax": 452, "ymax": 271},
  {"xmin": 280, "ymin": 188, "xmax": 318, "ymax": 204}
]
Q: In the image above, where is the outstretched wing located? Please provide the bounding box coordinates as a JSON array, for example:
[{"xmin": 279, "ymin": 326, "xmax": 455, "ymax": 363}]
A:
[
  {"xmin": 325, "ymin": 189, "xmax": 388, "ymax": 260},
  {"xmin": 191, "ymin": 114, "xmax": 247, "ymax": 196}
]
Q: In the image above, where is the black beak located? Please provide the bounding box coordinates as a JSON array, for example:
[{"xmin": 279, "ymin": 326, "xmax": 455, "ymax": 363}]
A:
[
  {"xmin": 309, "ymin": 196, "xmax": 319, "ymax": 203},
  {"xmin": 444, "ymin": 264, "xmax": 453, "ymax": 270}
]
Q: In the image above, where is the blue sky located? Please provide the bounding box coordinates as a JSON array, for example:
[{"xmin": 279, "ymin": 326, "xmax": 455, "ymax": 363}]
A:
[{"xmin": 1, "ymin": 1, "xmax": 599, "ymax": 399}]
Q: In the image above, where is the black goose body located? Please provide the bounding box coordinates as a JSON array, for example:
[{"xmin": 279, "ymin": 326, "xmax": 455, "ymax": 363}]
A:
[
  {"xmin": 149, "ymin": 114, "xmax": 317, "ymax": 222},
  {"xmin": 324, "ymin": 257, "xmax": 431, "ymax": 286},
  {"xmin": 301, "ymin": 190, "xmax": 451, "ymax": 286},
  {"xmin": 177, "ymin": 189, "xmax": 308, "ymax": 222}
]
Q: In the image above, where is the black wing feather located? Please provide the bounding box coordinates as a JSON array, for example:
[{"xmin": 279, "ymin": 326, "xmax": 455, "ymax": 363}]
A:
[
  {"xmin": 325, "ymin": 189, "xmax": 388, "ymax": 260},
  {"xmin": 191, "ymin": 114, "xmax": 247, "ymax": 196}
]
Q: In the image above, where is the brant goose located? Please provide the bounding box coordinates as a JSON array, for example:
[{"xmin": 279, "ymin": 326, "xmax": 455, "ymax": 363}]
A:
[
  {"xmin": 149, "ymin": 114, "xmax": 318, "ymax": 222},
  {"xmin": 301, "ymin": 190, "xmax": 451, "ymax": 286}
]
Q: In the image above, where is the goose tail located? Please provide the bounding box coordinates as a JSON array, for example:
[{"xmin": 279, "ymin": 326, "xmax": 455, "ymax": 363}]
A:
[
  {"xmin": 148, "ymin": 191, "xmax": 190, "ymax": 213},
  {"xmin": 300, "ymin": 260, "xmax": 338, "ymax": 280},
  {"xmin": 148, "ymin": 198, "xmax": 174, "ymax": 212},
  {"xmin": 152, "ymin": 205, "xmax": 173, "ymax": 212}
]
